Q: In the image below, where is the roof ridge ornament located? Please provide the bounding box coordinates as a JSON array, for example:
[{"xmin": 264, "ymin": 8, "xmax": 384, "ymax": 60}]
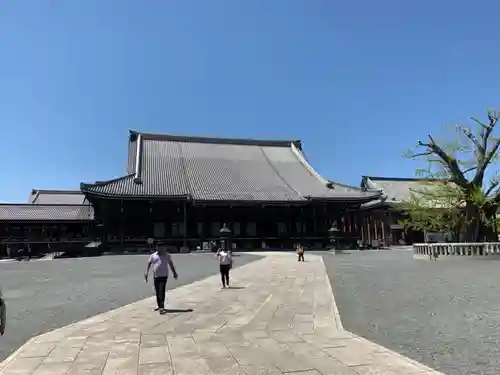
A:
[
  {"xmin": 133, "ymin": 134, "xmax": 143, "ymax": 184},
  {"xmin": 128, "ymin": 130, "xmax": 299, "ymax": 148}
]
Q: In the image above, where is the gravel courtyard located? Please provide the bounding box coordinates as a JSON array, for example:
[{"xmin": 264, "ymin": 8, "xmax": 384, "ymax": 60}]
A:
[
  {"xmin": 0, "ymin": 253, "xmax": 260, "ymax": 361},
  {"xmin": 323, "ymin": 249, "xmax": 500, "ymax": 375}
]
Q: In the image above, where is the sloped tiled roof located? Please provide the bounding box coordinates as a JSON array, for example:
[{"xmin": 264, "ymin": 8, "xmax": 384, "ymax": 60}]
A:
[
  {"xmin": 360, "ymin": 176, "xmax": 436, "ymax": 207},
  {"xmin": 82, "ymin": 131, "xmax": 381, "ymax": 203},
  {"xmin": 29, "ymin": 189, "xmax": 87, "ymax": 205},
  {"xmin": 0, "ymin": 204, "xmax": 94, "ymax": 222}
]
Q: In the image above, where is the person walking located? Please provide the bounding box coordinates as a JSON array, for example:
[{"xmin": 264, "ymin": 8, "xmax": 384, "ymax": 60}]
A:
[
  {"xmin": 144, "ymin": 246, "xmax": 178, "ymax": 314},
  {"xmin": 297, "ymin": 244, "xmax": 305, "ymax": 262},
  {"xmin": 216, "ymin": 247, "xmax": 232, "ymax": 288}
]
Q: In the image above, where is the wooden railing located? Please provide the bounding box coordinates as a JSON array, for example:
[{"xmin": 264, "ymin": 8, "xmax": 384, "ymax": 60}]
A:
[{"xmin": 413, "ymin": 243, "xmax": 500, "ymax": 257}]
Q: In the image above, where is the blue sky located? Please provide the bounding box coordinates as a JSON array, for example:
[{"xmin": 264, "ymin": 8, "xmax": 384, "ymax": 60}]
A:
[{"xmin": 1, "ymin": 1, "xmax": 500, "ymax": 203}]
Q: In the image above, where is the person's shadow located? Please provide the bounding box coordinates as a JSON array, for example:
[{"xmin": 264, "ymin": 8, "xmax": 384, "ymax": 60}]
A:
[
  {"xmin": 161, "ymin": 308, "xmax": 194, "ymax": 314},
  {"xmin": 227, "ymin": 286, "xmax": 245, "ymax": 290}
]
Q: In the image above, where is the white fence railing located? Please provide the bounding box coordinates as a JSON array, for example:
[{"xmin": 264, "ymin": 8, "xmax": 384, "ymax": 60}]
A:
[{"xmin": 413, "ymin": 243, "xmax": 500, "ymax": 257}]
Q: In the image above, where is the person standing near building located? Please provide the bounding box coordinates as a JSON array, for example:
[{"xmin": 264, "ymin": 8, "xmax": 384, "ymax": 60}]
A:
[
  {"xmin": 144, "ymin": 246, "xmax": 178, "ymax": 314},
  {"xmin": 0, "ymin": 288, "xmax": 6, "ymax": 336},
  {"xmin": 216, "ymin": 247, "xmax": 232, "ymax": 288},
  {"xmin": 297, "ymin": 244, "xmax": 304, "ymax": 262}
]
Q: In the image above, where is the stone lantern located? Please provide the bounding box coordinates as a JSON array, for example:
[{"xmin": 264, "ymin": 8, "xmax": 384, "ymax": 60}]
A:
[
  {"xmin": 328, "ymin": 223, "xmax": 340, "ymax": 249},
  {"xmin": 220, "ymin": 223, "xmax": 232, "ymax": 250}
]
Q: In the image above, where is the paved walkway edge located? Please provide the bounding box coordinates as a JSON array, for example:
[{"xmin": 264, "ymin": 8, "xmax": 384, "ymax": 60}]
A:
[
  {"xmin": 0, "ymin": 254, "xmax": 446, "ymax": 375},
  {"xmin": 320, "ymin": 256, "xmax": 445, "ymax": 374}
]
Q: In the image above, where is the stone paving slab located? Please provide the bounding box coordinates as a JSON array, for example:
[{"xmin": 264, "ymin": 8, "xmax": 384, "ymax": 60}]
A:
[{"xmin": 0, "ymin": 253, "xmax": 447, "ymax": 375}]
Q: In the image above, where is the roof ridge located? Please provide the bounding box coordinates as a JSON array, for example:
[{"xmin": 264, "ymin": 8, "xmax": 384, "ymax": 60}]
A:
[
  {"xmin": 31, "ymin": 189, "xmax": 82, "ymax": 194},
  {"xmin": 80, "ymin": 174, "xmax": 135, "ymax": 190},
  {"xmin": 129, "ymin": 130, "xmax": 302, "ymax": 148},
  {"xmin": 328, "ymin": 180, "xmax": 364, "ymax": 191},
  {"xmin": 259, "ymin": 146, "xmax": 304, "ymax": 199},
  {"xmin": 289, "ymin": 143, "xmax": 331, "ymax": 188},
  {"xmin": 364, "ymin": 176, "xmax": 435, "ymax": 182}
]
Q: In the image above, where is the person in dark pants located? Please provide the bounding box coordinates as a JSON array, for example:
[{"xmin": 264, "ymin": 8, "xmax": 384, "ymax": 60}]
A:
[
  {"xmin": 144, "ymin": 246, "xmax": 178, "ymax": 313},
  {"xmin": 216, "ymin": 247, "xmax": 232, "ymax": 288},
  {"xmin": 297, "ymin": 244, "xmax": 304, "ymax": 262}
]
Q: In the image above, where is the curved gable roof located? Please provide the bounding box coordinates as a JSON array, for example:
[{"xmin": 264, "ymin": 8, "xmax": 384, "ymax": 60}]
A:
[
  {"xmin": 83, "ymin": 131, "xmax": 381, "ymax": 203},
  {"xmin": 29, "ymin": 189, "xmax": 87, "ymax": 205}
]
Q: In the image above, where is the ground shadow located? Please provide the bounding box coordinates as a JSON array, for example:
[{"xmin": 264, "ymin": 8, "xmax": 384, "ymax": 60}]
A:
[
  {"xmin": 161, "ymin": 308, "xmax": 194, "ymax": 314},
  {"xmin": 328, "ymin": 251, "xmax": 353, "ymax": 256},
  {"xmin": 227, "ymin": 286, "xmax": 245, "ymax": 289}
]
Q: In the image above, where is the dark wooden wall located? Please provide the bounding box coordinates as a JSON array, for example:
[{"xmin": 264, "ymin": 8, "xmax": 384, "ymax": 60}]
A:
[{"xmin": 91, "ymin": 198, "xmax": 365, "ymax": 250}]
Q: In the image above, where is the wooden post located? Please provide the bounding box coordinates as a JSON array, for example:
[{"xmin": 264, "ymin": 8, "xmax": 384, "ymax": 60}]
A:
[
  {"xmin": 313, "ymin": 206, "xmax": 317, "ymax": 235},
  {"xmin": 120, "ymin": 200, "xmax": 124, "ymax": 250},
  {"xmin": 358, "ymin": 214, "xmax": 366, "ymax": 245},
  {"xmin": 149, "ymin": 201, "xmax": 154, "ymax": 238},
  {"xmin": 102, "ymin": 200, "xmax": 108, "ymax": 252},
  {"xmin": 380, "ymin": 215, "xmax": 385, "ymax": 247},
  {"xmin": 300, "ymin": 206, "xmax": 305, "ymax": 241},
  {"xmin": 388, "ymin": 210, "xmax": 393, "ymax": 245},
  {"xmin": 183, "ymin": 202, "xmax": 188, "ymax": 247},
  {"xmin": 366, "ymin": 215, "xmax": 372, "ymax": 244}
]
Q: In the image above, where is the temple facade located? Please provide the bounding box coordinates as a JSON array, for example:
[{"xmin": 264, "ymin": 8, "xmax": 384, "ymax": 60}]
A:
[
  {"xmin": 1, "ymin": 131, "xmax": 431, "ymax": 256},
  {"xmin": 80, "ymin": 131, "xmax": 381, "ymax": 250}
]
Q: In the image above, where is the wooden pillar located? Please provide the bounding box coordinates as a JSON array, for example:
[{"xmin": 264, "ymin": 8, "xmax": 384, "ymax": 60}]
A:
[
  {"xmin": 366, "ymin": 216, "xmax": 372, "ymax": 244},
  {"xmin": 299, "ymin": 207, "xmax": 304, "ymax": 242},
  {"xmin": 388, "ymin": 210, "xmax": 393, "ymax": 245},
  {"xmin": 120, "ymin": 200, "xmax": 124, "ymax": 250},
  {"xmin": 313, "ymin": 206, "xmax": 317, "ymax": 235},
  {"xmin": 149, "ymin": 201, "xmax": 154, "ymax": 238},
  {"xmin": 361, "ymin": 215, "xmax": 366, "ymax": 242},
  {"xmin": 183, "ymin": 202, "xmax": 188, "ymax": 247},
  {"xmin": 101, "ymin": 200, "xmax": 108, "ymax": 251},
  {"xmin": 380, "ymin": 215, "xmax": 385, "ymax": 246}
]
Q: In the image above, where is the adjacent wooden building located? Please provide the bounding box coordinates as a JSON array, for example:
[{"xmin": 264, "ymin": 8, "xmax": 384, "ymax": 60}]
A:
[
  {"xmin": 0, "ymin": 190, "xmax": 95, "ymax": 257},
  {"xmin": 358, "ymin": 176, "xmax": 427, "ymax": 246},
  {"xmin": 80, "ymin": 131, "xmax": 382, "ymax": 250}
]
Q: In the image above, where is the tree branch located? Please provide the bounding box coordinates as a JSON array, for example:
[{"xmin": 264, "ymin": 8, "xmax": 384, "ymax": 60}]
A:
[
  {"xmin": 417, "ymin": 135, "xmax": 469, "ymax": 188},
  {"xmin": 457, "ymin": 124, "xmax": 483, "ymax": 156},
  {"xmin": 486, "ymin": 181, "xmax": 500, "ymax": 197},
  {"xmin": 462, "ymin": 166, "xmax": 477, "ymax": 174},
  {"xmin": 473, "ymin": 111, "xmax": 499, "ymax": 185}
]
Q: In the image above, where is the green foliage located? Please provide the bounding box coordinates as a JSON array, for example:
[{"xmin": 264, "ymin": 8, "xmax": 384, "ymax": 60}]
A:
[
  {"xmin": 397, "ymin": 181, "xmax": 466, "ymax": 239},
  {"xmin": 403, "ymin": 110, "xmax": 500, "ymax": 242}
]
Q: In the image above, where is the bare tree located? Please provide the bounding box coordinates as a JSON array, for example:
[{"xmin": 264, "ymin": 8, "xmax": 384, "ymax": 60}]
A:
[{"xmin": 405, "ymin": 110, "xmax": 500, "ymax": 242}]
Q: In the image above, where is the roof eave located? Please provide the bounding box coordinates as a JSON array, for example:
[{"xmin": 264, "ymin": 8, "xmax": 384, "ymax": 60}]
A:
[
  {"xmin": 309, "ymin": 194, "xmax": 382, "ymax": 203},
  {"xmin": 192, "ymin": 198, "xmax": 307, "ymax": 205},
  {"xmin": 0, "ymin": 219, "xmax": 94, "ymax": 223},
  {"xmin": 128, "ymin": 130, "xmax": 301, "ymax": 149},
  {"xmin": 82, "ymin": 191, "xmax": 191, "ymax": 201}
]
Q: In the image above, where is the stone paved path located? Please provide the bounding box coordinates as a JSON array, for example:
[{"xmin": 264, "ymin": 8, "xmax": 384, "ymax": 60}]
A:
[{"xmin": 0, "ymin": 253, "xmax": 445, "ymax": 375}]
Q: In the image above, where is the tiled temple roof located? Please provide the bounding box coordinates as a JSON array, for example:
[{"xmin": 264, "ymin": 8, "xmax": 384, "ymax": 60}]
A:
[
  {"xmin": 0, "ymin": 204, "xmax": 94, "ymax": 222},
  {"xmin": 29, "ymin": 189, "xmax": 87, "ymax": 205},
  {"xmin": 360, "ymin": 176, "xmax": 440, "ymax": 208},
  {"xmin": 81, "ymin": 131, "xmax": 381, "ymax": 203}
]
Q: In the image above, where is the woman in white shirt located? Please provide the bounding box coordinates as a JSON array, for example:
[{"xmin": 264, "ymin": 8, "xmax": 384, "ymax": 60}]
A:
[{"xmin": 216, "ymin": 247, "xmax": 232, "ymax": 288}]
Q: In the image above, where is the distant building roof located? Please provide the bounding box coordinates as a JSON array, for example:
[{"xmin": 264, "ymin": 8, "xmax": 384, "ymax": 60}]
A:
[
  {"xmin": 0, "ymin": 204, "xmax": 94, "ymax": 222},
  {"xmin": 82, "ymin": 130, "xmax": 381, "ymax": 203},
  {"xmin": 29, "ymin": 189, "xmax": 87, "ymax": 205},
  {"xmin": 361, "ymin": 176, "xmax": 434, "ymax": 204}
]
